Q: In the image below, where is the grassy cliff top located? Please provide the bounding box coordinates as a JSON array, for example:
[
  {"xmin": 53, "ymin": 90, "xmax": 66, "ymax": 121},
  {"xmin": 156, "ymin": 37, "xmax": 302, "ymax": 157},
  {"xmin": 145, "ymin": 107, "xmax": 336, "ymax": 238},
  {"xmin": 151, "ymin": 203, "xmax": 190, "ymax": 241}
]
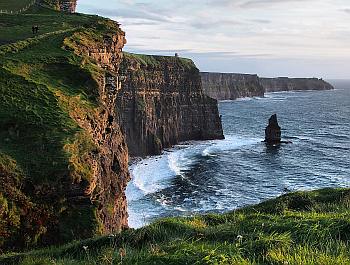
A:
[
  {"xmin": 123, "ymin": 52, "xmax": 197, "ymax": 70},
  {"xmin": 1, "ymin": 188, "xmax": 349, "ymax": 264},
  {"xmin": 0, "ymin": 6, "xmax": 121, "ymax": 184},
  {"xmin": 0, "ymin": 5, "xmax": 124, "ymax": 248}
]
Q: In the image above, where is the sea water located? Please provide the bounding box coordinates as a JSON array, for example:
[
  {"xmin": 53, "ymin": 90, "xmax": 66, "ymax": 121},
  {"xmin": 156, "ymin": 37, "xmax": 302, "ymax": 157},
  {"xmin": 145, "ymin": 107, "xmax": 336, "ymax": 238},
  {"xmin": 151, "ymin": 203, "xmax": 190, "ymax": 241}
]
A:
[{"xmin": 126, "ymin": 81, "xmax": 350, "ymax": 228}]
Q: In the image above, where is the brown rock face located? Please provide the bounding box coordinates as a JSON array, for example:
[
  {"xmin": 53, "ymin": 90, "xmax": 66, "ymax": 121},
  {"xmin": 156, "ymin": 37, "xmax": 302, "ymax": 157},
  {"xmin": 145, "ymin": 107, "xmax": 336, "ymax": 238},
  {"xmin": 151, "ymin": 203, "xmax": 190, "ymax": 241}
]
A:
[
  {"xmin": 117, "ymin": 54, "xmax": 224, "ymax": 157},
  {"xmin": 59, "ymin": 0, "xmax": 77, "ymax": 13},
  {"xmin": 41, "ymin": 0, "xmax": 77, "ymax": 12},
  {"xmin": 261, "ymin": 77, "xmax": 335, "ymax": 92},
  {"xmin": 265, "ymin": 114, "xmax": 281, "ymax": 144},
  {"xmin": 65, "ymin": 27, "xmax": 130, "ymax": 235},
  {"xmin": 201, "ymin": 72, "xmax": 264, "ymax": 100}
]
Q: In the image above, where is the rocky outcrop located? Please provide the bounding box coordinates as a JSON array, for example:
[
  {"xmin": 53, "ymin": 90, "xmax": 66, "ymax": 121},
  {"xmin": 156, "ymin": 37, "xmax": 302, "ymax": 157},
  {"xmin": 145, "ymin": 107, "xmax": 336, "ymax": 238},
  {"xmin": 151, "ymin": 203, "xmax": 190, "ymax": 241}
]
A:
[
  {"xmin": 261, "ymin": 77, "xmax": 334, "ymax": 92},
  {"xmin": 201, "ymin": 73, "xmax": 334, "ymax": 100},
  {"xmin": 59, "ymin": 0, "xmax": 77, "ymax": 12},
  {"xmin": 0, "ymin": 20, "xmax": 130, "ymax": 250},
  {"xmin": 201, "ymin": 72, "xmax": 264, "ymax": 100},
  {"xmin": 40, "ymin": 0, "xmax": 77, "ymax": 12},
  {"xmin": 65, "ymin": 28, "xmax": 130, "ymax": 236},
  {"xmin": 118, "ymin": 54, "xmax": 224, "ymax": 157},
  {"xmin": 265, "ymin": 114, "xmax": 281, "ymax": 144}
]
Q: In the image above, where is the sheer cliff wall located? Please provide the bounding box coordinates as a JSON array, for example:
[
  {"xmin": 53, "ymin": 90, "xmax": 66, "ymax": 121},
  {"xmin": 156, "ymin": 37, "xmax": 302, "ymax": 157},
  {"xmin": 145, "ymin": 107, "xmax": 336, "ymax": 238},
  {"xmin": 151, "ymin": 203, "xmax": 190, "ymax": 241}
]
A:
[
  {"xmin": 118, "ymin": 54, "xmax": 224, "ymax": 157},
  {"xmin": 201, "ymin": 72, "xmax": 264, "ymax": 100},
  {"xmin": 40, "ymin": 0, "xmax": 77, "ymax": 12},
  {"xmin": 201, "ymin": 73, "xmax": 334, "ymax": 100},
  {"xmin": 0, "ymin": 18, "xmax": 130, "ymax": 250},
  {"xmin": 260, "ymin": 77, "xmax": 335, "ymax": 92}
]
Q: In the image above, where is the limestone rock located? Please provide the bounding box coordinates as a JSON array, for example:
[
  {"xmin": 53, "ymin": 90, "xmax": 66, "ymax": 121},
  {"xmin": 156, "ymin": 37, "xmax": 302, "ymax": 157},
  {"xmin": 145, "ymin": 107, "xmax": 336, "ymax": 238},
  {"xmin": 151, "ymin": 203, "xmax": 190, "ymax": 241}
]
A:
[
  {"xmin": 261, "ymin": 77, "xmax": 334, "ymax": 92},
  {"xmin": 201, "ymin": 72, "xmax": 264, "ymax": 100},
  {"xmin": 265, "ymin": 114, "xmax": 281, "ymax": 144},
  {"xmin": 118, "ymin": 54, "xmax": 224, "ymax": 157}
]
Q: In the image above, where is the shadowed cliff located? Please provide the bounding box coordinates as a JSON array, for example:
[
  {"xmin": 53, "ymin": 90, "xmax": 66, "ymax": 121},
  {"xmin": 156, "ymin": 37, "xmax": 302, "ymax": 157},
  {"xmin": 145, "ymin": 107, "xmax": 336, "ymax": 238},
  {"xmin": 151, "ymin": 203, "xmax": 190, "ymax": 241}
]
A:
[
  {"xmin": 260, "ymin": 77, "xmax": 335, "ymax": 92},
  {"xmin": 118, "ymin": 53, "xmax": 224, "ymax": 157},
  {"xmin": 201, "ymin": 72, "xmax": 334, "ymax": 100},
  {"xmin": 201, "ymin": 72, "xmax": 264, "ymax": 100},
  {"xmin": 0, "ymin": 6, "xmax": 130, "ymax": 250},
  {"xmin": 0, "ymin": 3, "xmax": 224, "ymax": 250}
]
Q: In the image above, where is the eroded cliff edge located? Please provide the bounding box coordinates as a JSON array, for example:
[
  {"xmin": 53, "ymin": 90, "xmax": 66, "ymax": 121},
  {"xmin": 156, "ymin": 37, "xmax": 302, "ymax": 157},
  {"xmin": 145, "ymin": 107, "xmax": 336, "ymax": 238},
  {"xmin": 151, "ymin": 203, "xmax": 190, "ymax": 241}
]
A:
[
  {"xmin": 40, "ymin": 0, "xmax": 77, "ymax": 12},
  {"xmin": 201, "ymin": 72, "xmax": 264, "ymax": 100},
  {"xmin": 260, "ymin": 77, "xmax": 335, "ymax": 92},
  {"xmin": 201, "ymin": 72, "xmax": 334, "ymax": 100},
  {"xmin": 118, "ymin": 53, "xmax": 224, "ymax": 157},
  {"xmin": 0, "ymin": 14, "xmax": 129, "ymax": 250}
]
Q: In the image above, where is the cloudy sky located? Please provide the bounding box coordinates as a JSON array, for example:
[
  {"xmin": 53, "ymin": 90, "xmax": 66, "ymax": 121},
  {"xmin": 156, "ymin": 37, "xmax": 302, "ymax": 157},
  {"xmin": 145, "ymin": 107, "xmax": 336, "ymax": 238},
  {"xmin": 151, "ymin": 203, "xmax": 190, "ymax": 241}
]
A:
[{"xmin": 77, "ymin": 0, "xmax": 350, "ymax": 78}]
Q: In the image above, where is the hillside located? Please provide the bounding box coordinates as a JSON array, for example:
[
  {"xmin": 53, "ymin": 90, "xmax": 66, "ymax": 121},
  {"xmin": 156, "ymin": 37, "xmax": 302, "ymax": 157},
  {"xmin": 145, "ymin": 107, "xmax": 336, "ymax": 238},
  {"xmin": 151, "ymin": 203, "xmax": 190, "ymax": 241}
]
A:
[
  {"xmin": 0, "ymin": 3, "xmax": 224, "ymax": 251},
  {"xmin": 0, "ymin": 0, "xmax": 34, "ymax": 13},
  {"xmin": 0, "ymin": 6, "xmax": 130, "ymax": 250},
  {"xmin": 1, "ymin": 188, "xmax": 349, "ymax": 264}
]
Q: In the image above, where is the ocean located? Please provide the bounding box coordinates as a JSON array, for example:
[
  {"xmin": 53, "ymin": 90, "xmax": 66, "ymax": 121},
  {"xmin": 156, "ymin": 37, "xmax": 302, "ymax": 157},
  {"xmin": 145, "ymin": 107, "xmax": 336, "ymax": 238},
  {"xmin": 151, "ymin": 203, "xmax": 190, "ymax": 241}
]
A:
[{"xmin": 126, "ymin": 81, "xmax": 350, "ymax": 228}]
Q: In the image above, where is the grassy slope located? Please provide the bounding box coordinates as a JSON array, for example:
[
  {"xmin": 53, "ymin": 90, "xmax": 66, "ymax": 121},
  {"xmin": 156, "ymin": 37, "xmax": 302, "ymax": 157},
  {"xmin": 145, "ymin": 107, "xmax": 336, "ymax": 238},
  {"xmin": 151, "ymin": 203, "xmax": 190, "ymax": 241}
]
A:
[
  {"xmin": 1, "ymin": 188, "xmax": 349, "ymax": 265},
  {"xmin": 123, "ymin": 52, "xmax": 196, "ymax": 70},
  {"xmin": 0, "ymin": 7, "xmax": 122, "ymax": 249},
  {"xmin": 0, "ymin": 0, "xmax": 34, "ymax": 12}
]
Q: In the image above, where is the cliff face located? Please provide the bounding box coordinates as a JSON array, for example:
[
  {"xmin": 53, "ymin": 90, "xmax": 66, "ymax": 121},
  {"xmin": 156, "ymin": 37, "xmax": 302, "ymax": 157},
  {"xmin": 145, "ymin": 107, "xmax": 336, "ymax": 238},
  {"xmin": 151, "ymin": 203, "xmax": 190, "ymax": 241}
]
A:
[
  {"xmin": 40, "ymin": 0, "xmax": 77, "ymax": 12},
  {"xmin": 0, "ymin": 16, "xmax": 130, "ymax": 250},
  {"xmin": 201, "ymin": 72, "xmax": 264, "ymax": 100},
  {"xmin": 65, "ymin": 28, "xmax": 130, "ymax": 236},
  {"xmin": 118, "ymin": 54, "xmax": 224, "ymax": 157},
  {"xmin": 261, "ymin": 77, "xmax": 335, "ymax": 92},
  {"xmin": 59, "ymin": 0, "xmax": 77, "ymax": 12}
]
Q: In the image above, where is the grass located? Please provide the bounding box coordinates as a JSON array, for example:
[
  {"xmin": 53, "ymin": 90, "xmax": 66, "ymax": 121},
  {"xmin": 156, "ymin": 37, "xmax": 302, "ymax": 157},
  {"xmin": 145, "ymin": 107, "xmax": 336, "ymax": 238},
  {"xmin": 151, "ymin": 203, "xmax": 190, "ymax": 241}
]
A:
[
  {"xmin": 0, "ymin": 5, "xmax": 124, "ymax": 249},
  {"xmin": 123, "ymin": 52, "xmax": 197, "ymax": 70},
  {"xmin": 0, "ymin": 0, "xmax": 34, "ymax": 12},
  {"xmin": 1, "ymin": 188, "xmax": 349, "ymax": 264}
]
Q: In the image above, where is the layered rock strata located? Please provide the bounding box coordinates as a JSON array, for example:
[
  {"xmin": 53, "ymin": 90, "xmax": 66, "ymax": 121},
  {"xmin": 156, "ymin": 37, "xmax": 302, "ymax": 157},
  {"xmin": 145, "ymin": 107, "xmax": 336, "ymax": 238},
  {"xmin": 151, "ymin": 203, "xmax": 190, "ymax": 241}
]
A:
[
  {"xmin": 0, "ymin": 21, "xmax": 130, "ymax": 250},
  {"xmin": 66, "ymin": 29, "xmax": 130, "ymax": 236},
  {"xmin": 201, "ymin": 72, "xmax": 264, "ymax": 100},
  {"xmin": 118, "ymin": 54, "xmax": 224, "ymax": 157},
  {"xmin": 40, "ymin": 0, "xmax": 77, "ymax": 12},
  {"xmin": 59, "ymin": 0, "xmax": 77, "ymax": 12},
  {"xmin": 261, "ymin": 77, "xmax": 334, "ymax": 92},
  {"xmin": 265, "ymin": 114, "xmax": 281, "ymax": 144}
]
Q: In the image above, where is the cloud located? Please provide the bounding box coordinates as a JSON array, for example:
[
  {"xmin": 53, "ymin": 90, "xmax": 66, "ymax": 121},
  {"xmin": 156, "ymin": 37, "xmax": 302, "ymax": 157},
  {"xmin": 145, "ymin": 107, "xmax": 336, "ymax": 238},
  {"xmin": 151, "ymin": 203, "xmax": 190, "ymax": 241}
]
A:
[{"xmin": 77, "ymin": 0, "xmax": 350, "ymax": 78}]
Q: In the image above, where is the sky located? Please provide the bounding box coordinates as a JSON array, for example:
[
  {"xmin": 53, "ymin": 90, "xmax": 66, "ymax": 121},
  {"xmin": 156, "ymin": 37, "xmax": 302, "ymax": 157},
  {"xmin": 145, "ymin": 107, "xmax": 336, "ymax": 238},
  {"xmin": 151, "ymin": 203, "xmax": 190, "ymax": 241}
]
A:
[{"xmin": 77, "ymin": 0, "xmax": 350, "ymax": 79}]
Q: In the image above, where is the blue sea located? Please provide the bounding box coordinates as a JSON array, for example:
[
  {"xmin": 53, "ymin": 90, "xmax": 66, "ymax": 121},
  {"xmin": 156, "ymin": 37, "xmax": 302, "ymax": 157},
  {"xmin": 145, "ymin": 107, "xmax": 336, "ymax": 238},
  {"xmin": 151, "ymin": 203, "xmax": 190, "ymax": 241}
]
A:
[{"xmin": 126, "ymin": 80, "xmax": 350, "ymax": 228}]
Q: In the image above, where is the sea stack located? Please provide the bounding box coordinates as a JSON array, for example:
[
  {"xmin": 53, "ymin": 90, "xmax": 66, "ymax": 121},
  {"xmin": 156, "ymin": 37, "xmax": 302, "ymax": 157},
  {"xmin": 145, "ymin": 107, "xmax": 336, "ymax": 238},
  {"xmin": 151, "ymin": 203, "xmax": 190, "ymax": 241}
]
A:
[{"xmin": 265, "ymin": 114, "xmax": 281, "ymax": 144}]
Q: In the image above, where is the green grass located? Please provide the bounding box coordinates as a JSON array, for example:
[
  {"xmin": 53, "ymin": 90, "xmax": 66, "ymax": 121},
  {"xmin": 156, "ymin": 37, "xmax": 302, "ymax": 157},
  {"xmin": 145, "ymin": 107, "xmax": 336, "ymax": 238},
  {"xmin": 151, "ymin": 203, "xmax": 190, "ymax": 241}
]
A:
[
  {"xmin": 1, "ymin": 188, "xmax": 349, "ymax": 264},
  {"xmin": 123, "ymin": 52, "xmax": 197, "ymax": 70},
  {"xmin": 0, "ymin": 0, "xmax": 34, "ymax": 12},
  {"xmin": 0, "ymin": 6, "xmax": 124, "ymax": 249}
]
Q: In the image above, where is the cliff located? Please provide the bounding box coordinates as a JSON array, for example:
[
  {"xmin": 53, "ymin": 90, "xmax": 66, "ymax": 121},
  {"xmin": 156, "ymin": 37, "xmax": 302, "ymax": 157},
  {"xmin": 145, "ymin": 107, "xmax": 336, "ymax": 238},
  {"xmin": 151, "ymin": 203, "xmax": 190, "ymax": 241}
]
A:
[
  {"xmin": 40, "ymin": 0, "xmax": 77, "ymax": 12},
  {"xmin": 3, "ymin": 188, "xmax": 349, "ymax": 264},
  {"xmin": 118, "ymin": 53, "xmax": 224, "ymax": 157},
  {"xmin": 200, "ymin": 72, "xmax": 264, "ymax": 100},
  {"xmin": 0, "ymin": 5, "xmax": 226, "ymax": 250},
  {"xmin": 0, "ymin": 10, "xmax": 129, "ymax": 250},
  {"xmin": 261, "ymin": 77, "xmax": 335, "ymax": 92}
]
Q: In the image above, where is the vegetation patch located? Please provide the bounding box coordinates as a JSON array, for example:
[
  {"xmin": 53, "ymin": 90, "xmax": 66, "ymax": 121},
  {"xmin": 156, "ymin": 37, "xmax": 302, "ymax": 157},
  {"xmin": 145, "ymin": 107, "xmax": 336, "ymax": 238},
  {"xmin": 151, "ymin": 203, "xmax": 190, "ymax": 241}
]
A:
[
  {"xmin": 0, "ymin": 5, "xmax": 123, "ymax": 250},
  {"xmin": 123, "ymin": 52, "xmax": 197, "ymax": 70},
  {"xmin": 1, "ymin": 188, "xmax": 349, "ymax": 264}
]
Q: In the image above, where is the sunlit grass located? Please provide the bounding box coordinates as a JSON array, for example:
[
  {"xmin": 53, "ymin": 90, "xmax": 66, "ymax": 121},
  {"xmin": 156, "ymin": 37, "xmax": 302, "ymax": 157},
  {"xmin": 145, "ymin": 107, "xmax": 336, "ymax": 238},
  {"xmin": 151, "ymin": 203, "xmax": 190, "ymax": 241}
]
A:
[{"xmin": 1, "ymin": 188, "xmax": 349, "ymax": 264}]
